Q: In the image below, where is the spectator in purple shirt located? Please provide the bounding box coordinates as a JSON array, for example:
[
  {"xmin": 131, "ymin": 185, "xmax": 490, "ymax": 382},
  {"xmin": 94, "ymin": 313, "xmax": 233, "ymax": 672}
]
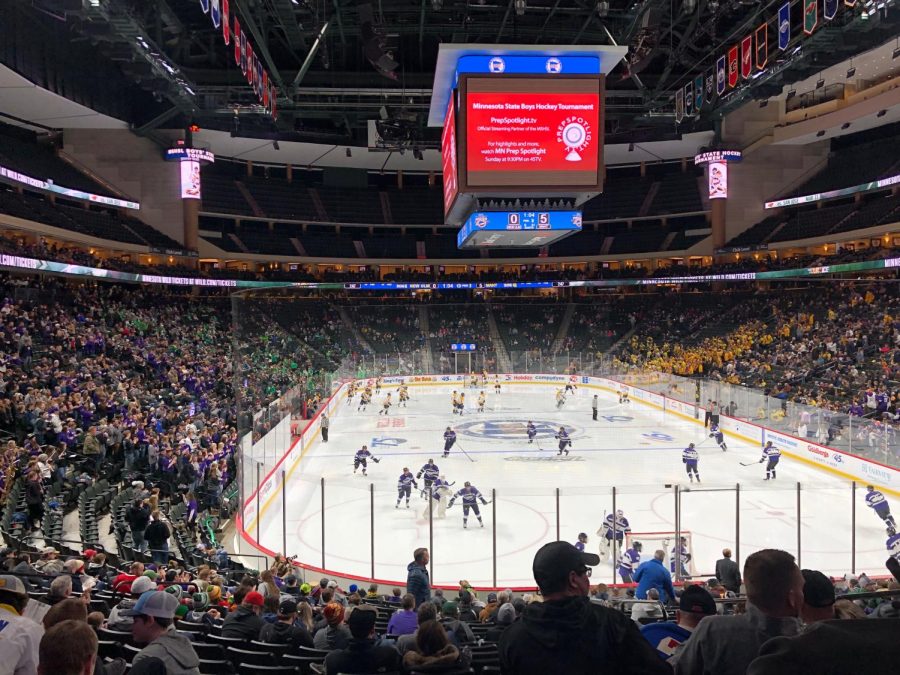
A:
[{"xmin": 386, "ymin": 594, "xmax": 418, "ymax": 636}]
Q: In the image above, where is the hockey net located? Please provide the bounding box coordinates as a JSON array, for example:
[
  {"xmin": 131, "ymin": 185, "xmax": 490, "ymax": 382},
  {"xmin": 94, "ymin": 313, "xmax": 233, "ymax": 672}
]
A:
[{"xmin": 625, "ymin": 531, "xmax": 698, "ymax": 578}]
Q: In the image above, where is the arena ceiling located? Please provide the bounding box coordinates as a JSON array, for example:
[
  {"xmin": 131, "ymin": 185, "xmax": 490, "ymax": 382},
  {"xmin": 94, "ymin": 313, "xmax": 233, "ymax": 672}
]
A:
[{"xmin": 6, "ymin": 0, "xmax": 900, "ymax": 148}]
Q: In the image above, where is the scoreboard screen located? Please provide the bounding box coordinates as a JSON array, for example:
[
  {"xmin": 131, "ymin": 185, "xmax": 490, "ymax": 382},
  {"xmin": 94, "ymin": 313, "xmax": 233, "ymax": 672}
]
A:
[
  {"xmin": 459, "ymin": 75, "xmax": 603, "ymax": 191},
  {"xmin": 457, "ymin": 210, "xmax": 582, "ymax": 249}
]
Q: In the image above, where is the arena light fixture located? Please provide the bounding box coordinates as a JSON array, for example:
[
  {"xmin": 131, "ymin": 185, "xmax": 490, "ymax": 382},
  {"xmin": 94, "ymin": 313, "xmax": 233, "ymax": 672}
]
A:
[
  {"xmin": 786, "ymin": 90, "xmax": 796, "ymax": 100},
  {"xmin": 846, "ymin": 64, "xmax": 856, "ymax": 78},
  {"xmin": 816, "ymin": 130, "xmax": 826, "ymax": 137},
  {"xmin": 841, "ymin": 122, "xmax": 851, "ymax": 130}
]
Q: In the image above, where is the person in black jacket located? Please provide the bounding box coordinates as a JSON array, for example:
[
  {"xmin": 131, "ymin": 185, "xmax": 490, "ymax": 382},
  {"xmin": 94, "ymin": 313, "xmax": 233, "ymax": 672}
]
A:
[
  {"xmin": 715, "ymin": 548, "xmax": 742, "ymax": 593},
  {"xmin": 499, "ymin": 541, "xmax": 670, "ymax": 675},
  {"xmin": 24, "ymin": 471, "xmax": 44, "ymax": 531},
  {"xmin": 127, "ymin": 500, "xmax": 151, "ymax": 553},
  {"xmin": 222, "ymin": 592, "xmax": 265, "ymax": 640},
  {"xmin": 323, "ymin": 606, "xmax": 400, "ymax": 675},
  {"xmin": 258, "ymin": 599, "xmax": 314, "ymax": 650},
  {"xmin": 143, "ymin": 510, "xmax": 170, "ymax": 565}
]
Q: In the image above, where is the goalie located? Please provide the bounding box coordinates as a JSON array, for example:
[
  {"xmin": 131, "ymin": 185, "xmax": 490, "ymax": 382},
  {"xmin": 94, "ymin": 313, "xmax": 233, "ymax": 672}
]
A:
[{"xmin": 597, "ymin": 509, "xmax": 631, "ymax": 561}]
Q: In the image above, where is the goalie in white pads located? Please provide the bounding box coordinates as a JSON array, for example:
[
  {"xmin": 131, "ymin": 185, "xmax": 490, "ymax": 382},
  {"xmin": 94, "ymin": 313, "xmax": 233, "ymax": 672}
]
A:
[
  {"xmin": 597, "ymin": 509, "xmax": 631, "ymax": 560},
  {"xmin": 422, "ymin": 475, "xmax": 452, "ymax": 520},
  {"xmin": 669, "ymin": 536, "xmax": 692, "ymax": 577}
]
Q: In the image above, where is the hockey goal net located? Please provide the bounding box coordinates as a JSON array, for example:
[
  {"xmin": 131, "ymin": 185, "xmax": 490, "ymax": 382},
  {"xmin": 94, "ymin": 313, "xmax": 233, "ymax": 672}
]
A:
[{"xmin": 625, "ymin": 531, "xmax": 698, "ymax": 578}]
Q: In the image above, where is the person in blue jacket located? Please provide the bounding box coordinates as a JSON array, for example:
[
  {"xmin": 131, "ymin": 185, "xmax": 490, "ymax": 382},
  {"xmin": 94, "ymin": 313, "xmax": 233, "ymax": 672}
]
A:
[
  {"xmin": 405, "ymin": 547, "xmax": 431, "ymax": 607},
  {"xmin": 633, "ymin": 549, "xmax": 676, "ymax": 604}
]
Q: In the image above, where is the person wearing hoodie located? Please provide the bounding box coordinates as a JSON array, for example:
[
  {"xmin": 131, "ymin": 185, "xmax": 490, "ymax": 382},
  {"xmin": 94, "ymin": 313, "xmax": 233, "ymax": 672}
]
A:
[
  {"xmin": 126, "ymin": 591, "xmax": 200, "ymax": 675},
  {"xmin": 485, "ymin": 603, "xmax": 516, "ymax": 642},
  {"xmin": 259, "ymin": 599, "xmax": 314, "ymax": 650},
  {"xmin": 323, "ymin": 605, "xmax": 400, "ymax": 675},
  {"xmin": 221, "ymin": 591, "xmax": 265, "ymax": 640},
  {"xmin": 406, "ymin": 548, "xmax": 431, "ymax": 607},
  {"xmin": 499, "ymin": 541, "xmax": 670, "ymax": 675},
  {"xmin": 439, "ymin": 601, "xmax": 475, "ymax": 645},
  {"xmin": 108, "ymin": 575, "xmax": 158, "ymax": 630},
  {"xmin": 403, "ymin": 620, "xmax": 472, "ymax": 673}
]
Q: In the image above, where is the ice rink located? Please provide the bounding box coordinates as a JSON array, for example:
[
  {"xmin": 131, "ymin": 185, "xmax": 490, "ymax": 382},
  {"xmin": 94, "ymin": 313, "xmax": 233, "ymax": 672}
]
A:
[{"xmin": 257, "ymin": 382, "xmax": 892, "ymax": 587}]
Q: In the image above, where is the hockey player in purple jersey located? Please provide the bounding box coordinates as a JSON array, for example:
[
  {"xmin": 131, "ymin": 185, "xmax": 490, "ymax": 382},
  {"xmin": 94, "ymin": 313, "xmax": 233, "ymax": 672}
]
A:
[
  {"xmin": 617, "ymin": 540, "xmax": 642, "ymax": 583},
  {"xmin": 759, "ymin": 441, "xmax": 781, "ymax": 480},
  {"xmin": 709, "ymin": 424, "xmax": 727, "ymax": 451},
  {"xmin": 866, "ymin": 486, "xmax": 897, "ymax": 533},
  {"xmin": 442, "ymin": 427, "xmax": 457, "ymax": 457},
  {"xmin": 575, "ymin": 532, "xmax": 588, "ymax": 552},
  {"xmin": 353, "ymin": 445, "xmax": 379, "ymax": 475},
  {"xmin": 396, "ymin": 468, "xmax": 418, "ymax": 509},
  {"xmin": 683, "ymin": 443, "xmax": 700, "ymax": 483},
  {"xmin": 448, "ymin": 481, "xmax": 489, "ymax": 528}
]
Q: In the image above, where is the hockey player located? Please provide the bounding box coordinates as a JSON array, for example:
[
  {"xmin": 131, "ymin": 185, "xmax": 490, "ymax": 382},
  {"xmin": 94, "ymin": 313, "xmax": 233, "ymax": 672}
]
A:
[
  {"xmin": 396, "ymin": 468, "xmax": 418, "ymax": 509},
  {"xmin": 443, "ymin": 427, "xmax": 457, "ymax": 457},
  {"xmin": 470, "ymin": 374, "xmax": 478, "ymax": 389},
  {"xmin": 477, "ymin": 391, "xmax": 486, "ymax": 413},
  {"xmin": 888, "ymin": 530, "xmax": 900, "ymax": 563},
  {"xmin": 709, "ymin": 423, "xmax": 728, "ymax": 452},
  {"xmin": 346, "ymin": 381, "xmax": 358, "ymax": 403},
  {"xmin": 379, "ymin": 393, "xmax": 393, "ymax": 416},
  {"xmin": 458, "ymin": 392, "xmax": 466, "ymax": 415},
  {"xmin": 423, "ymin": 475, "xmax": 452, "ymax": 519},
  {"xmin": 526, "ymin": 421, "xmax": 537, "ymax": 444},
  {"xmin": 565, "ymin": 380, "xmax": 577, "ymax": 395},
  {"xmin": 618, "ymin": 540, "xmax": 642, "ymax": 584},
  {"xmin": 448, "ymin": 481, "xmax": 489, "ymax": 528},
  {"xmin": 353, "ymin": 445, "xmax": 379, "ymax": 475},
  {"xmin": 575, "ymin": 532, "xmax": 588, "ymax": 552},
  {"xmin": 451, "ymin": 390, "xmax": 460, "ymax": 415},
  {"xmin": 494, "ymin": 377, "xmax": 501, "ymax": 394},
  {"xmin": 357, "ymin": 388, "xmax": 372, "ymax": 412},
  {"xmin": 866, "ymin": 486, "xmax": 897, "ymax": 533},
  {"xmin": 759, "ymin": 441, "xmax": 781, "ymax": 480},
  {"xmin": 417, "ymin": 459, "xmax": 440, "ymax": 493},
  {"xmin": 555, "ymin": 426, "xmax": 572, "ymax": 456},
  {"xmin": 597, "ymin": 509, "xmax": 631, "ymax": 560},
  {"xmin": 398, "ymin": 384, "xmax": 410, "ymax": 408},
  {"xmin": 556, "ymin": 389, "xmax": 566, "ymax": 410},
  {"xmin": 669, "ymin": 536, "xmax": 692, "ymax": 577},
  {"xmin": 374, "ymin": 377, "xmax": 383, "ymax": 394},
  {"xmin": 683, "ymin": 443, "xmax": 700, "ymax": 483},
  {"xmin": 618, "ymin": 389, "xmax": 630, "ymax": 405}
]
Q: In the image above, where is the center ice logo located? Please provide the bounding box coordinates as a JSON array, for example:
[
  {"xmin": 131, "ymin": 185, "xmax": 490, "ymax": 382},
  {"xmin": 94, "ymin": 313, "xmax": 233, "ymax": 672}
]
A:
[{"xmin": 456, "ymin": 419, "xmax": 575, "ymax": 440}]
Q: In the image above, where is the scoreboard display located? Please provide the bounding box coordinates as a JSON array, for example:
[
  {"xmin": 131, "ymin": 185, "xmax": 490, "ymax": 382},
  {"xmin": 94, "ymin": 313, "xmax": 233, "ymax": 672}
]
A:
[{"xmin": 457, "ymin": 210, "xmax": 582, "ymax": 249}]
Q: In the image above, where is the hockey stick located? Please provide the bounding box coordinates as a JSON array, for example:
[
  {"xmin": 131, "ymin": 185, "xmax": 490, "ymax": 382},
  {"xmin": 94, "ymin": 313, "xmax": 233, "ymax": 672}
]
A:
[
  {"xmin": 739, "ymin": 461, "xmax": 758, "ymax": 467},
  {"xmin": 455, "ymin": 441, "xmax": 476, "ymax": 463}
]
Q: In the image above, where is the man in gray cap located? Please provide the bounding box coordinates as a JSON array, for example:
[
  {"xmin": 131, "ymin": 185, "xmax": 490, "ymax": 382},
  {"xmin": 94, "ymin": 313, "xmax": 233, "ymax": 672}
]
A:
[{"xmin": 125, "ymin": 590, "xmax": 201, "ymax": 675}]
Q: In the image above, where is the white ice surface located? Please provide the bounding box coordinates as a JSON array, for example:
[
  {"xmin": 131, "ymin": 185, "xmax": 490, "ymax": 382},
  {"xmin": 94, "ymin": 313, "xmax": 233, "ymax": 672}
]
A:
[{"xmin": 257, "ymin": 384, "xmax": 888, "ymax": 587}]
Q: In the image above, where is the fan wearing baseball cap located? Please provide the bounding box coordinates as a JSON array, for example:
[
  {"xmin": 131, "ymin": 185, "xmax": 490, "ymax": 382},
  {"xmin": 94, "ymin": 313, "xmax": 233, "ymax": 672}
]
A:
[
  {"xmin": 498, "ymin": 541, "xmax": 669, "ymax": 675},
  {"xmin": 125, "ymin": 590, "xmax": 201, "ymax": 675},
  {"xmin": 259, "ymin": 598, "xmax": 315, "ymax": 650},
  {"xmin": 221, "ymin": 590, "xmax": 265, "ymax": 640},
  {"xmin": 0, "ymin": 575, "xmax": 42, "ymax": 675},
  {"xmin": 640, "ymin": 584, "xmax": 718, "ymax": 662}
]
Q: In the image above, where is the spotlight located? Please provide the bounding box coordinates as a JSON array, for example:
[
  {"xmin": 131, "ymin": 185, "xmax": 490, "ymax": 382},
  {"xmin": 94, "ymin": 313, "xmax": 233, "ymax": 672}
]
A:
[
  {"xmin": 432, "ymin": 0, "xmax": 441, "ymax": 8},
  {"xmin": 596, "ymin": 0, "xmax": 609, "ymax": 16},
  {"xmin": 893, "ymin": 47, "xmax": 900, "ymax": 60},
  {"xmin": 413, "ymin": 147, "xmax": 424, "ymax": 161},
  {"xmin": 786, "ymin": 90, "xmax": 796, "ymax": 100},
  {"xmin": 628, "ymin": 142, "xmax": 635, "ymax": 152},
  {"xmin": 841, "ymin": 122, "xmax": 851, "ymax": 130},
  {"xmin": 816, "ymin": 78, "xmax": 825, "ymax": 89},
  {"xmin": 846, "ymin": 66, "xmax": 856, "ymax": 78},
  {"xmin": 816, "ymin": 130, "xmax": 826, "ymax": 137},
  {"xmin": 272, "ymin": 140, "xmax": 280, "ymax": 151},
  {"xmin": 514, "ymin": 0, "xmax": 525, "ymax": 16},
  {"xmin": 759, "ymin": 100, "xmax": 768, "ymax": 108},
  {"xmin": 877, "ymin": 110, "xmax": 887, "ymax": 117},
  {"xmin": 346, "ymin": 148, "xmax": 352, "ymax": 157}
]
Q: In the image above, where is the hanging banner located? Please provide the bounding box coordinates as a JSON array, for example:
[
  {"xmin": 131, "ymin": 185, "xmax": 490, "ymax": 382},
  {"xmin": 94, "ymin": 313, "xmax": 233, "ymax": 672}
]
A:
[
  {"xmin": 728, "ymin": 45, "xmax": 739, "ymax": 88},
  {"xmin": 779, "ymin": 2, "xmax": 791, "ymax": 50},
  {"xmin": 200, "ymin": 0, "xmax": 209, "ymax": 12},
  {"xmin": 210, "ymin": 0, "xmax": 220, "ymax": 29},
  {"xmin": 741, "ymin": 35, "xmax": 753, "ymax": 79},
  {"xmin": 675, "ymin": 88, "xmax": 684, "ymax": 124},
  {"xmin": 234, "ymin": 16, "xmax": 241, "ymax": 66},
  {"xmin": 694, "ymin": 75, "xmax": 704, "ymax": 112},
  {"xmin": 756, "ymin": 23, "xmax": 768, "ymax": 69},
  {"xmin": 804, "ymin": 0, "xmax": 818, "ymax": 35},
  {"xmin": 239, "ymin": 28, "xmax": 247, "ymax": 75},
  {"xmin": 222, "ymin": 0, "xmax": 230, "ymax": 45},
  {"xmin": 824, "ymin": 0, "xmax": 838, "ymax": 19},
  {"xmin": 706, "ymin": 68, "xmax": 715, "ymax": 104},
  {"xmin": 716, "ymin": 55, "xmax": 727, "ymax": 95},
  {"xmin": 685, "ymin": 81, "xmax": 694, "ymax": 117}
]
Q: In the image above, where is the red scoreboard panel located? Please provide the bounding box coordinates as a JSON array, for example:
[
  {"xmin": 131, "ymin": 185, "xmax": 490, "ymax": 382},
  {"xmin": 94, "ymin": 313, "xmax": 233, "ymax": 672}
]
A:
[{"xmin": 458, "ymin": 75, "xmax": 604, "ymax": 192}]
